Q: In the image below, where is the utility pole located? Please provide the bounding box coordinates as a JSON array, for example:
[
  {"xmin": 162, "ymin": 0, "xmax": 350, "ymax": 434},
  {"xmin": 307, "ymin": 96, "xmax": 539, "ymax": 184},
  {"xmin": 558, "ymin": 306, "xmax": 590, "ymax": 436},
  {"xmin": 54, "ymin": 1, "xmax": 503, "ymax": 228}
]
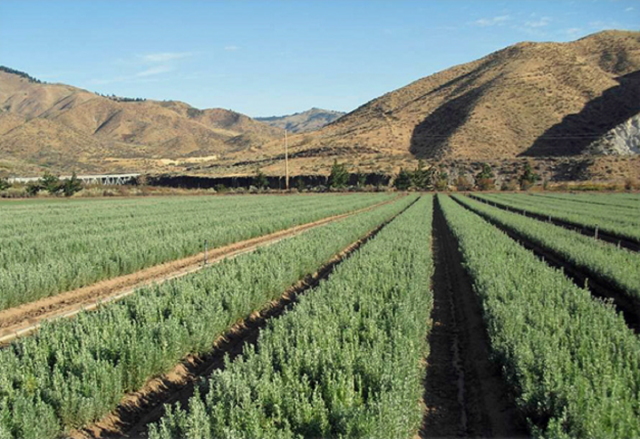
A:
[{"xmin": 284, "ymin": 129, "xmax": 289, "ymax": 190}]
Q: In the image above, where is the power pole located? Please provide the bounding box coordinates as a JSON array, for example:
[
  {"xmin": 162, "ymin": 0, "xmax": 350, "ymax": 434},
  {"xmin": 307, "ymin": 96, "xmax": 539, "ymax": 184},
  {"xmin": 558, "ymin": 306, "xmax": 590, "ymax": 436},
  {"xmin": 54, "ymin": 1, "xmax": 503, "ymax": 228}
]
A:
[{"xmin": 284, "ymin": 129, "xmax": 289, "ymax": 190}]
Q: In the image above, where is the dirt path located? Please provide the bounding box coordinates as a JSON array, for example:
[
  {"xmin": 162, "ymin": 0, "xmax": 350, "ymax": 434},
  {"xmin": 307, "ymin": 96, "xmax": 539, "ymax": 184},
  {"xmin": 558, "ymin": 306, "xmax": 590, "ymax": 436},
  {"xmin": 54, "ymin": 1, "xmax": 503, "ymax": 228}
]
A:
[
  {"xmin": 467, "ymin": 194, "xmax": 640, "ymax": 252},
  {"xmin": 454, "ymin": 197, "xmax": 640, "ymax": 334},
  {"xmin": 0, "ymin": 197, "xmax": 401, "ymax": 346},
  {"xmin": 419, "ymin": 198, "xmax": 526, "ymax": 438},
  {"xmin": 71, "ymin": 199, "xmax": 415, "ymax": 439}
]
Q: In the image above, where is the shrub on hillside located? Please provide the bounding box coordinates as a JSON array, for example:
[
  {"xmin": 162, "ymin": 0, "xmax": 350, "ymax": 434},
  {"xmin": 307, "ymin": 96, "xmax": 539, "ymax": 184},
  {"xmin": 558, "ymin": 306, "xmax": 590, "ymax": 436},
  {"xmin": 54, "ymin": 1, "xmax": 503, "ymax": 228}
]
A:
[{"xmin": 455, "ymin": 175, "xmax": 474, "ymax": 191}]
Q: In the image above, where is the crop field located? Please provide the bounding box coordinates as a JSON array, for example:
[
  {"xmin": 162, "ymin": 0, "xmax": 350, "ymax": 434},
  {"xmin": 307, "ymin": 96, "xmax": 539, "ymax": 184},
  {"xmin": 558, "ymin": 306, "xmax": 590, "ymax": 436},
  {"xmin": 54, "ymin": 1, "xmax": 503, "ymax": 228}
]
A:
[
  {"xmin": 0, "ymin": 192, "xmax": 638, "ymax": 438},
  {"xmin": 0, "ymin": 193, "xmax": 393, "ymax": 310}
]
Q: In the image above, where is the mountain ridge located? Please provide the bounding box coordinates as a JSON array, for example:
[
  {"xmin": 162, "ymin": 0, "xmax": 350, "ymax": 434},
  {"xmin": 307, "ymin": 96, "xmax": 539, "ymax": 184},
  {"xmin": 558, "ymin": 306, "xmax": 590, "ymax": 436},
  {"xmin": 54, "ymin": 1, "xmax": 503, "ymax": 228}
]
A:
[
  {"xmin": 256, "ymin": 108, "xmax": 345, "ymax": 133},
  {"xmin": 1, "ymin": 30, "xmax": 639, "ymax": 181},
  {"xmin": 0, "ymin": 68, "xmax": 281, "ymax": 174},
  {"xmin": 221, "ymin": 30, "xmax": 639, "ymax": 172}
]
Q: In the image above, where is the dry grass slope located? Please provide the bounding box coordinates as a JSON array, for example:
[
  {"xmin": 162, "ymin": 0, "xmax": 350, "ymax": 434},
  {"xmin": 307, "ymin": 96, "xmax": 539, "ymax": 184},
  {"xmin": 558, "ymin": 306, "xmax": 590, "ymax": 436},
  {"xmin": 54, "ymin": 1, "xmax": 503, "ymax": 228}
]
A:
[
  {"xmin": 0, "ymin": 70, "xmax": 280, "ymax": 174},
  {"xmin": 241, "ymin": 30, "xmax": 640, "ymax": 166}
]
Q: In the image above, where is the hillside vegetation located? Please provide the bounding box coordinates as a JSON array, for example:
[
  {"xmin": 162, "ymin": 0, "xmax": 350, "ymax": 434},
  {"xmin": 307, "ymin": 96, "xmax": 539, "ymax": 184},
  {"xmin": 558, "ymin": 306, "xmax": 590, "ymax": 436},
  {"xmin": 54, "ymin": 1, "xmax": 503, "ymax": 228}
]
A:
[
  {"xmin": 256, "ymin": 108, "xmax": 345, "ymax": 133},
  {"xmin": 1, "ymin": 31, "xmax": 639, "ymax": 180},
  {"xmin": 0, "ymin": 69, "xmax": 280, "ymax": 174}
]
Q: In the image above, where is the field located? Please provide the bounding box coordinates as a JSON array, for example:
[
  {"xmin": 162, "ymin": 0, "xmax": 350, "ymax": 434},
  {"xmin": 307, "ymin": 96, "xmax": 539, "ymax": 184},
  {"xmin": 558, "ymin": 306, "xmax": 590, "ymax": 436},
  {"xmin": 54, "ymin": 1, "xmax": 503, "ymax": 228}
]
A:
[{"xmin": 0, "ymin": 192, "xmax": 639, "ymax": 438}]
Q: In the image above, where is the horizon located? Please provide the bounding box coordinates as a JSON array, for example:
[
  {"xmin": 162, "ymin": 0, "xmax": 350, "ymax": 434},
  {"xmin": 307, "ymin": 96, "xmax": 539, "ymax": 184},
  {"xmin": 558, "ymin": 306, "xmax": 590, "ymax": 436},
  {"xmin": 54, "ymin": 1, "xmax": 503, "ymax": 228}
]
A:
[{"xmin": 1, "ymin": 0, "xmax": 639, "ymax": 118}]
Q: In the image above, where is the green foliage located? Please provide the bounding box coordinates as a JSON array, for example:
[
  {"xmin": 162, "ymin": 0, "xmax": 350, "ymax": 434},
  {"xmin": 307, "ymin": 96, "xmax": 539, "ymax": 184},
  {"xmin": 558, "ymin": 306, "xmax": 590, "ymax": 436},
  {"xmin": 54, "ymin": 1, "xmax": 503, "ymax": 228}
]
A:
[
  {"xmin": 455, "ymin": 195, "xmax": 640, "ymax": 301},
  {"xmin": 0, "ymin": 179, "xmax": 10, "ymax": 191},
  {"xmin": 253, "ymin": 168, "xmax": 269, "ymax": 189},
  {"xmin": 149, "ymin": 196, "xmax": 434, "ymax": 439},
  {"xmin": 434, "ymin": 171, "xmax": 448, "ymax": 191},
  {"xmin": 519, "ymin": 162, "xmax": 539, "ymax": 190},
  {"xmin": 39, "ymin": 172, "xmax": 62, "ymax": 195},
  {"xmin": 476, "ymin": 163, "xmax": 494, "ymax": 180},
  {"xmin": 394, "ymin": 168, "xmax": 412, "ymax": 190},
  {"xmin": 25, "ymin": 181, "xmax": 42, "ymax": 196},
  {"xmin": 356, "ymin": 170, "xmax": 367, "ymax": 188},
  {"xmin": 328, "ymin": 160, "xmax": 349, "ymax": 188},
  {"xmin": 62, "ymin": 172, "xmax": 83, "ymax": 197},
  {"xmin": 473, "ymin": 193, "xmax": 640, "ymax": 242},
  {"xmin": 0, "ymin": 66, "xmax": 43, "ymax": 83},
  {"xmin": 410, "ymin": 160, "xmax": 428, "ymax": 189},
  {"xmin": 475, "ymin": 163, "xmax": 495, "ymax": 191},
  {"xmin": 439, "ymin": 195, "xmax": 640, "ymax": 438},
  {"xmin": 0, "ymin": 196, "xmax": 415, "ymax": 439},
  {"xmin": 0, "ymin": 194, "xmax": 393, "ymax": 310}
]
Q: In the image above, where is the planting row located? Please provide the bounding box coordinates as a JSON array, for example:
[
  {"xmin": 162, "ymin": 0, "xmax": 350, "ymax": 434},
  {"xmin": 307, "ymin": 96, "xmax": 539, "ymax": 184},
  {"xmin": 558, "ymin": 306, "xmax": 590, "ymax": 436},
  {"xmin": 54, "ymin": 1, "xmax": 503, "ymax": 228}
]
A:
[
  {"xmin": 149, "ymin": 196, "xmax": 435, "ymax": 439},
  {"xmin": 454, "ymin": 195, "xmax": 640, "ymax": 302},
  {"xmin": 439, "ymin": 195, "xmax": 640, "ymax": 438},
  {"xmin": 481, "ymin": 193, "xmax": 640, "ymax": 224},
  {"xmin": 472, "ymin": 193, "xmax": 640, "ymax": 242},
  {"xmin": 0, "ymin": 193, "xmax": 392, "ymax": 311},
  {"xmin": 0, "ymin": 195, "xmax": 414, "ymax": 439},
  {"xmin": 530, "ymin": 193, "xmax": 640, "ymax": 211}
]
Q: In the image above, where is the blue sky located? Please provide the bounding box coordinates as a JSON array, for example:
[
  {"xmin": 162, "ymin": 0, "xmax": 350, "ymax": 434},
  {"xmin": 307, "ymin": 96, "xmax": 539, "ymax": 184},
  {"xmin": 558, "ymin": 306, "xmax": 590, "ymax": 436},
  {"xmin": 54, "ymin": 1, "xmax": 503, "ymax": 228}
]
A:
[{"xmin": 1, "ymin": 0, "xmax": 638, "ymax": 117}]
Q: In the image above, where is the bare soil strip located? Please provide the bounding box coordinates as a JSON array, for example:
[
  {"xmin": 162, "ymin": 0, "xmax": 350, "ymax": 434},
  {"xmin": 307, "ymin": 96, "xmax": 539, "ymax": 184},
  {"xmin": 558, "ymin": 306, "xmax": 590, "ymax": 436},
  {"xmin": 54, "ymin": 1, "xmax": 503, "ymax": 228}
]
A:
[
  {"xmin": 468, "ymin": 194, "xmax": 640, "ymax": 252},
  {"xmin": 0, "ymin": 197, "xmax": 400, "ymax": 346},
  {"xmin": 71, "ymin": 199, "xmax": 416, "ymax": 439},
  {"xmin": 420, "ymin": 198, "xmax": 526, "ymax": 438},
  {"xmin": 455, "ymin": 197, "xmax": 640, "ymax": 333}
]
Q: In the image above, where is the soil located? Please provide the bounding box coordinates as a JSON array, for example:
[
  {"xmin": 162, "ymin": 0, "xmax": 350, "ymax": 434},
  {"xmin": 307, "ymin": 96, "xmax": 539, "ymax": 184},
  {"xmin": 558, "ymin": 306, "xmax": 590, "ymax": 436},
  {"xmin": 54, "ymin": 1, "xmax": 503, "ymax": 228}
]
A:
[
  {"xmin": 70, "ymin": 198, "xmax": 416, "ymax": 439},
  {"xmin": 455, "ymin": 197, "xmax": 640, "ymax": 333},
  {"xmin": 0, "ymin": 197, "xmax": 400, "ymax": 346},
  {"xmin": 419, "ymin": 198, "xmax": 527, "ymax": 438}
]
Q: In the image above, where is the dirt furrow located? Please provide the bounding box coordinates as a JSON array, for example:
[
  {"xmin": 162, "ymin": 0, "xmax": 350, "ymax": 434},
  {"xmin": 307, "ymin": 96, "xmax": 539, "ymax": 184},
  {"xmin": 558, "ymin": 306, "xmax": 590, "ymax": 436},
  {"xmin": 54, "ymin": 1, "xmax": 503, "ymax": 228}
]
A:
[
  {"xmin": 0, "ymin": 197, "xmax": 401, "ymax": 346},
  {"xmin": 454, "ymin": 196, "xmax": 640, "ymax": 333},
  {"xmin": 71, "ymin": 198, "xmax": 417, "ymax": 439},
  {"xmin": 419, "ymin": 198, "xmax": 526, "ymax": 438},
  {"xmin": 468, "ymin": 194, "xmax": 640, "ymax": 252}
]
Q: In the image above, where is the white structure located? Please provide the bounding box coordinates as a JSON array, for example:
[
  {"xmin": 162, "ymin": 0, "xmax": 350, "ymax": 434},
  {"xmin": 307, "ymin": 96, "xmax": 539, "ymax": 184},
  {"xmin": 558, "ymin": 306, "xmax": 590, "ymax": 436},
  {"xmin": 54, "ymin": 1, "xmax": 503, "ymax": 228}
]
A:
[{"xmin": 8, "ymin": 173, "xmax": 140, "ymax": 186}]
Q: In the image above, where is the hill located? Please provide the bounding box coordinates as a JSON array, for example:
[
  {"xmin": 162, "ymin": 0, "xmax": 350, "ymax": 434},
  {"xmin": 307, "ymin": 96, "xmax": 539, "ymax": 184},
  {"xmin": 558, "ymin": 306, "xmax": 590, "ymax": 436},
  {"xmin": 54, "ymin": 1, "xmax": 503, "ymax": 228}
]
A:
[
  {"xmin": 211, "ymin": 30, "xmax": 639, "ymax": 179},
  {"xmin": 2, "ymin": 30, "xmax": 639, "ymax": 183},
  {"xmin": 256, "ymin": 108, "xmax": 345, "ymax": 133},
  {"xmin": 0, "ymin": 68, "xmax": 281, "ymax": 175}
]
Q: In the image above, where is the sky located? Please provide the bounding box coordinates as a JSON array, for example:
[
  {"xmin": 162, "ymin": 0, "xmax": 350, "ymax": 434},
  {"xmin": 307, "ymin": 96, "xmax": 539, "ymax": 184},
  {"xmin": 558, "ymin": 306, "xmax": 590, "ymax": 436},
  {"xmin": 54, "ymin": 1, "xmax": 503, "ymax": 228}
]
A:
[{"xmin": 1, "ymin": 0, "xmax": 638, "ymax": 117}]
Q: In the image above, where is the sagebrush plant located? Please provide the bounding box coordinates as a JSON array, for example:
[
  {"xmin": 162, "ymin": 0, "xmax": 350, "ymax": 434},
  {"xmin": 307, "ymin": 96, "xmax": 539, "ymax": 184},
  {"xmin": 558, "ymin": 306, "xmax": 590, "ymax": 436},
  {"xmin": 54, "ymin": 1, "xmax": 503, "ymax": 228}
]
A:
[
  {"xmin": 454, "ymin": 195, "xmax": 640, "ymax": 300},
  {"xmin": 149, "ymin": 196, "xmax": 435, "ymax": 439},
  {"xmin": 0, "ymin": 193, "xmax": 393, "ymax": 310},
  {"xmin": 0, "ymin": 196, "xmax": 416, "ymax": 439},
  {"xmin": 439, "ymin": 195, "xmax": 640, "ymax": 438},
  {"xmin": 529, "ymin": 192, "xmax": 640, "ymax": 210},
  {"xmin": 473, "ymin": 192, "xmax": 640, "ymax": 241}
]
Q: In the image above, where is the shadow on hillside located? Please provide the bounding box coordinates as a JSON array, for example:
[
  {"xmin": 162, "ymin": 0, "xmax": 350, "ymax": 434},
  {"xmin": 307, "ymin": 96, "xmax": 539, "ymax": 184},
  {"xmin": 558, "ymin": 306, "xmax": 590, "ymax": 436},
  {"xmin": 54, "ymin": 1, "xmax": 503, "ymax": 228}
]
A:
[
  {"xmin": 409, "ymin": 81, "xmax": 492, "ymax": 159},
  {"xmin": 521, "ymin": 70, "xmax": 640, "ymax": 157}
]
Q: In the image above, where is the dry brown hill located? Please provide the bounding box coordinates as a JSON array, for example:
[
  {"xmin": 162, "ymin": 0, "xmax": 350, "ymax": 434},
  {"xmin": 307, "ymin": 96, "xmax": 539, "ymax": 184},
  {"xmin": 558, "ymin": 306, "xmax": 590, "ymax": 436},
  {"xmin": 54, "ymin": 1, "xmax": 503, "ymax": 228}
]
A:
[
  {"xmin": 223, "ymin": 30, "xmax": 639, "ymax": 176},
  {"xmin": 0, "ymin": 68, "xmax": 280, "ymax": 174},
  {"xmin": 2, "ymin": 30, "xmax": 639, "ymax": 181},
  {"xmin": 256, "ymin": 108, "xmax": 345, "ymax": 133}
]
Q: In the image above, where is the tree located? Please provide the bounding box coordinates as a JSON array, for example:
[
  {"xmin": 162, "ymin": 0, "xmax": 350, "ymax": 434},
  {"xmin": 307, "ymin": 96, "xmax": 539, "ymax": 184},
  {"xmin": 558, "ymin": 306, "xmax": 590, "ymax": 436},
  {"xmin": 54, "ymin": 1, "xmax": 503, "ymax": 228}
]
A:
[
  {"xmin": 253, "ymin": 168, "xmax": 269, "ymax": 189},
  {"xmin": 26, "ymin": 181, "xmax": 42, "ymax": 196},
  {"xmin": 62, "ymin": 172, "xmax": 83, "ymax": 197},
  {"xmin": 40, "ymin": 172, "xmax": 62, "ymax": 195},
  {"xmin": 394, "ymin": 168, "xmax": 412, "ymax": 191},
  {"xmin": 435, "ymin": 171, "xmax": 449, "ymax": 191},
  {"xmin": 0, "ymin": 178, "xmax": 10, "ymax": 191},
  {"xmin": 411, "ymin": 160, "xmax": 429, "ymax": 190},
  {"xmin": 519, "ymin": 162, "xmax": 539, "ymax": 190},
  {"xmin": 475, "ymin": 163, "xmax": 495, "ymax": 191},
  {"xmin": 328, "ymin": 160, "xmax": 349, "ymax": 189},
  {"xmin": 356, "ymin": 170, "xmax": 367, "ymax": 188}
]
